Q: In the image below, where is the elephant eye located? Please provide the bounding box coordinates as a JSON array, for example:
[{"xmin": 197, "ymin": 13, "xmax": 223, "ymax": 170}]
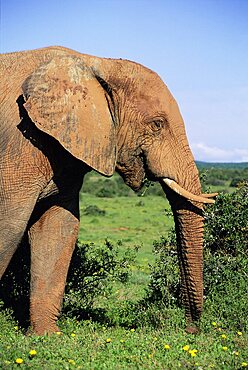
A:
[{"xmin": 151, "ymin": 118, "xmax": 163, "ymax": 131}]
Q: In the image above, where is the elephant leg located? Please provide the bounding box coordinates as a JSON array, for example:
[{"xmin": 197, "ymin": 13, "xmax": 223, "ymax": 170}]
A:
[
  {"xmin": 28, "ymin": 204, "xmax": 79, "ymax": 335},
  {"xmin": 0, "ymin": 230, "xmax": 24, "ymax": 279},
  {"xmin": 0, "ymin": 196, "xmax": 38, "ymax": 279}
]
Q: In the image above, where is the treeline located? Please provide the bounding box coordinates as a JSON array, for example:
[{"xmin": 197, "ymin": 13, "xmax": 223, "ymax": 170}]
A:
[
  {"xmin": 81, "ymin": 162, "xmax": 248, "ymax": 197},
  {"xmin": 196, "ymin": 161, "xmax": 248, "ymax": 170},
  {"xmin": 198, "ymin": 163, "xmax": 248, "ymax": 188}
]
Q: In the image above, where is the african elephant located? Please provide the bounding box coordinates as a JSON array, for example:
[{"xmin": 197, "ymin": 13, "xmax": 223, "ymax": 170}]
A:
[{"xmin": 0, "ymin": 46, "xmax": 216, "ymax": 335}]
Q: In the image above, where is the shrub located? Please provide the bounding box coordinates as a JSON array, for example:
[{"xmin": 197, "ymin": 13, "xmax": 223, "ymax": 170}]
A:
[
  {"xmin": 204, "ymin": 182, "xmax": 248, "ymax": 256},
  {"xmin": 203, "ymin": 182, "xmax": 248, "ymax": 330},
  {"xmin": 63, "ymin": 240, "xmax": 137, "ymax": 318},
  {"xmin": 83, "ymin": 205, "xmax": 106, "ymax": 216},
  {"xmin": 230, "ymin": 177, "xmax": 246, "ymax": 187},
  {"xmin": 145, "ymin": 230, "xmax": 180, "ymax": 307}
]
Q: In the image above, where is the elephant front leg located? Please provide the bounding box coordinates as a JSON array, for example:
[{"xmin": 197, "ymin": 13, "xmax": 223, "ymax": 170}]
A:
[{"xmin": 28, "ymin": 205, "xmax": 79, "ymax": 335}]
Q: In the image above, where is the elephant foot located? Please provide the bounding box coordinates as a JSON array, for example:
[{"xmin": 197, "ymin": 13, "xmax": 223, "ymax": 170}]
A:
[
  {"xmin": 30, "ymin": 297, "xmax": 62, "ymax": 336},
  {"xmin": 185, "ymin": 324, "xmax": 200, "ymax": 334},
  {"xmin": 27, "ymin": 323, "xmax": 61, "ymax": 336}
]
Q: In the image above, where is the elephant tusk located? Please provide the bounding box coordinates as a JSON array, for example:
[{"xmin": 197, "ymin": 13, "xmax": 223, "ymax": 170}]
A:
[
  {"xmin": 162, "ymin": 178, "xmax": 215, "ymax": 204},
  {"xmin": 201, "ymin": 192, "xmax": 218, "ymax": 198}
]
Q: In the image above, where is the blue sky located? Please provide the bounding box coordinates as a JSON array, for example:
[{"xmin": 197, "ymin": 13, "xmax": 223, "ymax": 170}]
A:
[{"xmin": 1, "ymin": 0, "xmax": 248, "ymax": 162}]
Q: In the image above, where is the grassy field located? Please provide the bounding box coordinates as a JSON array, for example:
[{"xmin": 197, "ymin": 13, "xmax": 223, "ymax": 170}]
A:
[
  {"xmin": 0, "ymin": 173, "xmax": 247, "ymax": 369},
  {"xmin": 79, "ymin": 193, "xmax": 173, "ymax": 263}
]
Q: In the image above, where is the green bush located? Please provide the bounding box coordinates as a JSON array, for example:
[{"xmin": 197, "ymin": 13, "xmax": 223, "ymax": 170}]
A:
[
  {"xmin": 230, "ymin": 177, "xmax": 247, "ymax": 187},
  {"xmin": 83, "ymin": 205, "xmax": 106, "ymax": 216},
  {"xmin": 63, "ymin": 240, "xmax": 137, "ymax": 318},
  {"xmin": 204, "ymin": 182, "xmax": 248, "ymax": 256},
  {"xmin": 203, "ymin": 182, "xmax": 248, "ymax": 330},
  {"xmin": 145, "ymin": 230, "xmax": 180, "ymax": 307}
]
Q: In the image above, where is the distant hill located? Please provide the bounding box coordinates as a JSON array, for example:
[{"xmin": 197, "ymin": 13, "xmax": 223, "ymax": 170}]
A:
[{"xmin": 196, "ymin": 161, "xmax": 248, "ymax": 170}]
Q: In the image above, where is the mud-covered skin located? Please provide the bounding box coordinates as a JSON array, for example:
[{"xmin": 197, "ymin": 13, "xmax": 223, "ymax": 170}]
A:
[{"xmin": 1, "ymin": 46, "xmax": 204, "ymax": 334}]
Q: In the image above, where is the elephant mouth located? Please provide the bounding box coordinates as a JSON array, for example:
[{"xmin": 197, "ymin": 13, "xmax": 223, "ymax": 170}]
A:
[{"xmin": 161, "ymin": 178, "xmax": 218, "ymax": 204}]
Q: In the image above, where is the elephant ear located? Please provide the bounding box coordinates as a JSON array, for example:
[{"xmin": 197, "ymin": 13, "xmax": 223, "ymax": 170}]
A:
[{"xmin": 22, "ymin": 56, "xmax": 116, "ymax": 176}]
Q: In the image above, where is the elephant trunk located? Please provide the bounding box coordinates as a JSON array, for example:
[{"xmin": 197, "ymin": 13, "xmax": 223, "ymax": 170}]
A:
[
  {"xmin": 173, "ymin": 205, "xmax": 204, "ymax": 332},
  {"xmin": 161, "ymin": 179, "xmax": 206, "ymax": 333}
]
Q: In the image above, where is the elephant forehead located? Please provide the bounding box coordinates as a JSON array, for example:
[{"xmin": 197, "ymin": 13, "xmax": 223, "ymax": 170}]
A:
[
  {"xmin": 130, "ymin": 73, "xmax": 174, "ymax": 115},
  {"xmin": 137, "ymin": 91, "xmax": 161, "ymax": 107}
]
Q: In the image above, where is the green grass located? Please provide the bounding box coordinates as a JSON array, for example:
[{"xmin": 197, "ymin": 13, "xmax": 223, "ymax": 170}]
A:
[
  {"xmin": 79, "ymin": 193, "xmax": 173, "ymax": 265},
  {"xmin": 0, "ymin": 312, "xmax": 247, "ymax": 369},
  {"xmin": 0, "ymin": 191, "xmax": 247, "ymax": 369}
]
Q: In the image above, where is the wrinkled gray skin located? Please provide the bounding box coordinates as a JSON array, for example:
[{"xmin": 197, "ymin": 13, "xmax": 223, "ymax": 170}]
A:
[{"xmin": 0, "ymin": 46, "xmax": 208, "ymax": 335}]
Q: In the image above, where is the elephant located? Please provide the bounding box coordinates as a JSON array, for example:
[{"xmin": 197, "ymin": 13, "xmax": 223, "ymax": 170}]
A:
[{"xmin": 0, "ymin": 46, "xmax": 216, "ymax": 335}]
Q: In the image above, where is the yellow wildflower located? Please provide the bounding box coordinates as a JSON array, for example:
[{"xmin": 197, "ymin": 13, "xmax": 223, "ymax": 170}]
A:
[
  {"xmin": 120, "ymin": 339, "xmax": 125, "ymax": 343},
  {"xmin": 233, "ymin": 351, "xmax": 239, "ymax": 356},
  {"xmin": 189, "ymin": 349, "xmax": 197, "ymax": 357},
  {"xmin": 15, "ymin": 358, "xmax": 24, "ymax": 364},
  {"xmin": 68, "ymin": 359, "xmax": 76, "ymax": 365},
  {"xmin": 14, "ymin": 326, "xmax": 19, "ymax": 331},
  {"xmin": 241, "ymin": 363, "xmax": 248, "ymax": 367},
  {"xmin": 183, "ymin": 345, "xmax": 190, "ymax": 351},
  {"xmin": 29, "ymin": 349, "xmax": 37, "ymax": 356},
  {"xmin": 212, "ymin": 322, "xmax": 217, "ymax": 326},
  {"xmin": 237, "ymin": 331, "xmax": 243, "ymax": 336},
  {"xmin": 164, "ymin": 344, "xmax": 170, "ymax": 350},
  {"xmin": 222, "ymin": 346, "xmax": 228, "ymax": 351},
  {"xmin": 130, "ymin": 328, "xmax": 135, "ymax": 332},
  {"xmin": 106, "ymin": 338, "xmax": 112, "ymax": 343},
  {"xmin": 56, "ymin": 331, "xmax": 62, "ymax": 335},
  {"xmin": 221, "ymin": 334, "xmax": 227, "ymax": 339},
  {"xmin": 71, "ymin": 333, "xmax": 76, "ymax": 337}
]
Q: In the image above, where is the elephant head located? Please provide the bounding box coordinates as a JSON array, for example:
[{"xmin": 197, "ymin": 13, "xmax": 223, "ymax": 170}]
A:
[{"xmin": 22, "ymin": 48, "xmax": 216, "ymax": 332}]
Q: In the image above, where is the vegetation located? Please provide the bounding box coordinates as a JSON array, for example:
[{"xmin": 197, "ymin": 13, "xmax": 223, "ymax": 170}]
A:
[
  {"xmin": 0, "ymin": 164, "xmax": 247, "ymax": 369},
  {"xmin": 197, "ymin": 161, "xmax": 248, "ymax": 192}
]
